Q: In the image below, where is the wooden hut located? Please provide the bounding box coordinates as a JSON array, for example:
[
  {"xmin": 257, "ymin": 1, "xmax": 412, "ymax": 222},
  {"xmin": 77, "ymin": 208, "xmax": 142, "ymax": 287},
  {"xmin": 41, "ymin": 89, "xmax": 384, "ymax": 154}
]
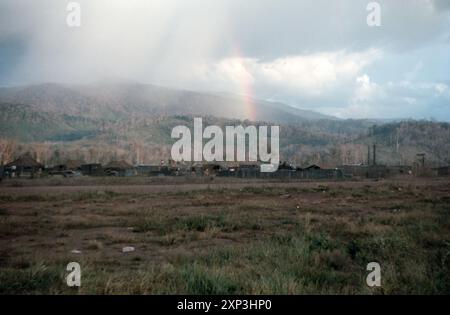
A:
[{"xmin": 5, "ymin": 154, "xmax": 43, "ymax": 178}]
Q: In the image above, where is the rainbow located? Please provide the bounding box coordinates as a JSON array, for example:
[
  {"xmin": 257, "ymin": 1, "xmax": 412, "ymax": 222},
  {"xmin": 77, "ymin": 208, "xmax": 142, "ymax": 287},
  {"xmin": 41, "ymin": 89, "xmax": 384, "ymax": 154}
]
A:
[{"xmin": 231, "ymin": 43, "xmax": 257, "ymax": 122}]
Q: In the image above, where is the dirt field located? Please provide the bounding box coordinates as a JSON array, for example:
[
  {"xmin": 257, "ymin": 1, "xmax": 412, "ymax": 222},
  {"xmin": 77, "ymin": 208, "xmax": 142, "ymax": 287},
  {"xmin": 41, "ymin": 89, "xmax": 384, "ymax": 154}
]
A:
[{"xmin": 0, "ymin": 177, "xmax": 449, "ymax": 294}]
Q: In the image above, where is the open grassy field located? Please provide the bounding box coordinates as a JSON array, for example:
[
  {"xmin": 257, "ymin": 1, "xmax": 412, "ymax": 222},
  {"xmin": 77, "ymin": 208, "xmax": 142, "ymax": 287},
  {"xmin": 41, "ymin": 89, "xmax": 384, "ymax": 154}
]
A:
[{"xmin": 0, "ymin": 177, "xmax": 449, "ymax": 294}]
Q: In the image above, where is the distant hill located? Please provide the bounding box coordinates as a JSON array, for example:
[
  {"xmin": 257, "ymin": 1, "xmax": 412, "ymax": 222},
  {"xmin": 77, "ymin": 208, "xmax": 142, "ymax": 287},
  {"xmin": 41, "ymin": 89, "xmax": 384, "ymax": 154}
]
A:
[
  {"xmin": 0, "ymin": 83, "xmax": 449, "ymax": 167},
  {"xmin": 0, "ymin": 82, "xmax": 335, "ymax": 123}
]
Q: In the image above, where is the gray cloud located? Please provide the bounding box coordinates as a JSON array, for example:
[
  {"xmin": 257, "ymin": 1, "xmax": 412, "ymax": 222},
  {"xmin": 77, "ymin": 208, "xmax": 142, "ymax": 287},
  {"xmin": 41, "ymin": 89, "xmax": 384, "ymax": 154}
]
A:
[
  {"xmin": 0, "ymin": 0, "xmax": 449, "ymax": 120},
  {"xmin": 432, "ymin": 0, "xmax": 450, "ymax": 11}
]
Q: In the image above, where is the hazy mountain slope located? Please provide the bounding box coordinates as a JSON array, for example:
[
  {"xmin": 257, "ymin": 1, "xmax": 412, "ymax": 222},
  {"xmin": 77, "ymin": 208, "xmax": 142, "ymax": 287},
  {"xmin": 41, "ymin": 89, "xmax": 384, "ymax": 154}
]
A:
[
  {"xmin": 0, "ymin": 83, "xmax": 335, "ymax": 123},
  {"xmin": 0, "ymin": 103, "xmax": 101, "ymax": 142},
  {"xmin": 0, "ymin": 101, "xmax": 360, "ymax": 145},
  {"xmin": 0, "ymin": 83, "xmax": 449, "ymax": 167}
]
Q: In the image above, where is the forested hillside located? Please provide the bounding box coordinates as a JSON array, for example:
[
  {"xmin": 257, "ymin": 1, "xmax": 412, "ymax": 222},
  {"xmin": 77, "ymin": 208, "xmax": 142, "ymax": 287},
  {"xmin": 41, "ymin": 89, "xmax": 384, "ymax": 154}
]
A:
[
  {"xmin": 0, "ymin": 83, "xmax": 449, "ymax": 167},
  {"xmin": 1, "ymin": 105, "xmax": 449, "ymax": 167}
]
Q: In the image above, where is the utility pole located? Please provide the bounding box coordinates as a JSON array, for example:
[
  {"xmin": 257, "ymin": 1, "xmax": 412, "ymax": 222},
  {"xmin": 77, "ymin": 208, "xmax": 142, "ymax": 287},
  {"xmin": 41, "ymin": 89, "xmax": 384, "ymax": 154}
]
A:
[
  {"xmin": 417, "ymin": 153, "xmax": 425, "ymax": 168},
  {"xmin": 416, "ymin": 153, "xmax": 426, "ymax": 176},
  {"xmin": 396, "ymin": 129, "xmax": 399, "ymax": 154},
  {"xmin": 373, "ymin": 144, "xmax": 376, "ymax": 166}
]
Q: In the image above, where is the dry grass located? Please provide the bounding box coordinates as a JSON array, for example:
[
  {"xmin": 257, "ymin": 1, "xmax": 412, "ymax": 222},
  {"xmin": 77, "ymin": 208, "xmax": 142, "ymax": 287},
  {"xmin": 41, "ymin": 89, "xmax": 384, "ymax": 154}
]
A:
[{"xmin": 0, "ymin": 177, "xmax": 449, "ymax": 294}]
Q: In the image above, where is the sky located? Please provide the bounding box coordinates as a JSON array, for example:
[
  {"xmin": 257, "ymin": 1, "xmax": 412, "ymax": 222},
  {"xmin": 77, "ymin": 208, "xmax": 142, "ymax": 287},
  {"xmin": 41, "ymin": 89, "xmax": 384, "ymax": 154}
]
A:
[{"xmin": 0, "ymin": 0, "xmax": 449, "ymax": 120}]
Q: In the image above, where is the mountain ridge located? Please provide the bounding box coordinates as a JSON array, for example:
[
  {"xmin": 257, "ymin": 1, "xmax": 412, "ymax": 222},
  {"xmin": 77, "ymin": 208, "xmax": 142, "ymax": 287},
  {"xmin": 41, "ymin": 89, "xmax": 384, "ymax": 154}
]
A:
[
  {"xmin": 0, "ymin": 82, "xmax": 449, "ymax": 167},
  {"xmin": 0, "ymin": 82, "xmax": 337, "ymax": 123}
]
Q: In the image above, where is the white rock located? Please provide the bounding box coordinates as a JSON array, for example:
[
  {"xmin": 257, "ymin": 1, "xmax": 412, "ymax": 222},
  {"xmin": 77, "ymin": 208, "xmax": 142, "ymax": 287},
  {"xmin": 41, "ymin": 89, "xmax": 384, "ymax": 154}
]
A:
[
  {"xmin": 122, "ymin": 246, "xmax": 135, "ymax": 253},
  {"xmin": 71, "ymin": 249, "xmax": 82, "ymax": 254}
]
